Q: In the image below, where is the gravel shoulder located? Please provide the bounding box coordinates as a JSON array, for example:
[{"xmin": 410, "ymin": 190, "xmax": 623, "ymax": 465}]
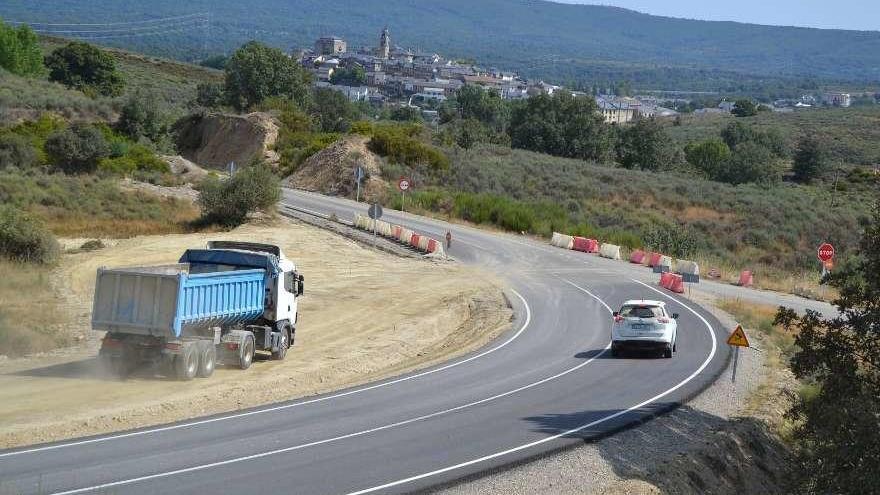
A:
[
  {"xmin": 427, "ymin": 289, "xmax": 796, "ymax": 495},
  {"xmin": 0, "ymin": 217, "xmax": 512, "ymax": 449}
]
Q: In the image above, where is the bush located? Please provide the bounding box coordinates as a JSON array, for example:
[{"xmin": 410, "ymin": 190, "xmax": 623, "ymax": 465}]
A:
[
  {"xmin": 684, "ymin": 139, "xmax": 731, "ymax": 179},
  {"xmin": 792, "ymin": 133, "xmax": 826, "ymax": 184},
  {"xmin": 45, "ymin": 41, "xmax": 125, "ymax": 97},
  {"xmin": 368, "ymin": 124, "xmax": 449, "ymax": 171},
  {"xmin": 196, "ymin": 82, "xmax": 225, "ymax": 108},
  {"xmin": 716, "ymin": 141, "xmax": 782, "ymax": 185},
  {"xmin": 197, "ymin": 161, "xmax": 281, "ymax": 226},
  {"xmin": 98, "ymin": 144, "xmax": 169, "ymax": 176},
  {"xmin": 0, "ymin": 134, "xmax": 38, "ymax": 169},
  {"xmin": 44, "ymin": 124, "xmax": 111, "ymax": 174},
  {"xmin": 0, "ymin": 20, "xmax": 44, "ymax": 77},
  {"xmin": 117, "ymin": 91, "xmax": 166, "ymax": 143},
  {"xmin": 642, "ymin": 223, "xmax": 701, "ymax": 258},
  {"xmin": 0, "ymin": 205, "xmax": 60, "ymax": 264}
]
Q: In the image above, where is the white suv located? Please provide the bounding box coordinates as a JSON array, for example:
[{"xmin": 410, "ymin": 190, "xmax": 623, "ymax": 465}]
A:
[{"xmin": 611, "ymin": 300, "xmax": 678, "ymax": 358}]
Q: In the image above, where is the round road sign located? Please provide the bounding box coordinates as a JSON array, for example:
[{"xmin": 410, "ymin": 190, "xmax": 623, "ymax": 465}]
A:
[
  {"xmin": 817, "ymin": 243, "xmax": 835, "ymax": 262},
  {"xmin": 398, "ymin": 177, "xmax": 411, "ymax": 192}
]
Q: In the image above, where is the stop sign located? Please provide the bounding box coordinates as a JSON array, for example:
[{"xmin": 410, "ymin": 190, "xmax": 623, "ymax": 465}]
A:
[{"xmin": 817, "ymin": 243, "xmax": 835, "ymax": 262}]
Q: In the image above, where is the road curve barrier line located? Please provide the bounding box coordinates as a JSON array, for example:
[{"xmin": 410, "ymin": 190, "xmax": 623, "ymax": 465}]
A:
[
  {"xmin": 0, "ymin": 290, "xmax": 533, "ymax": 459},
  {"xmin": 339, "ymin": 279, "xmax": 719, "ymax": 495},
  {"xmin": 40, "ymin": 291, "xmax": 623, "ymax": 495}
]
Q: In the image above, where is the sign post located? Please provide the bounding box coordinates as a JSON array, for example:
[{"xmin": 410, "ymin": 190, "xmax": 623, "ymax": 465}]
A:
[
  {"xmin": 727, "ymin": 325, "xmax": 750, "ymax": 383},
  {"xmin": 398, "ymin": 177, "xmax": 411, "ymax": 212},
  {"xmin": 354, "ymin": 166, "xmax": 365, "ymax": 203},
  {"xmin": 368, "ymin": 203, "xmax": 383, "ymax": 246}
]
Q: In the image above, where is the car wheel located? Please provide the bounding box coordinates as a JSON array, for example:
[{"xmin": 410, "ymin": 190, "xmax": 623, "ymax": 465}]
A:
[{"xmin": 663, "ymin": 346, "xmax": 673, "ymax": 359}]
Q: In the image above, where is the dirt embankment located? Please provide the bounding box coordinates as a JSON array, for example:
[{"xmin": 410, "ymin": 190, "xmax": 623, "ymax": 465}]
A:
[
  {"xmin": 287, "ymin": 135, "xmax": 388, "ymax": 202},
  {"xmin": 175, "ymin": 112, "xmax": 280, "ymax": 169},
  {"xmin": 0, "ymin": 217, "xmax": 512, "ymax": 448}
]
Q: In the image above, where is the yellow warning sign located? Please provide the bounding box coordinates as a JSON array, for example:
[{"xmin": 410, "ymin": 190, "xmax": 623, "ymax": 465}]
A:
[{"xmin": 727, "ymin": 325, "xmax": 750, "ymax": 347}]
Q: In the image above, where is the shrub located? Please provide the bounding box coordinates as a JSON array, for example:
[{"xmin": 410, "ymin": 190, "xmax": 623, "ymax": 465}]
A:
[
  {"xmin": 117, "ymin": 91, "xmax": 166, "ymax": 143},
  {"xmin": 792, "ymin": 133, "xmax": 826, "ymax": 184},
  {"xmin": 98, "ymin": 144, "xmax": 169, "ymax": 176},
  {"xmin": 0, "ymin": 20, "xmax": 44, "ymax": 77},
  {"xmin": 196, "ymin": 82, "xmax": 225, "ymax": 108},
  {"xmin": 0, "ymin": 205, "xmax": 60, "ymax": 264},
  {"xmin": 45, "ymin": 41, "xmax": 125, "ymax": 97},
  {"xmin": 642, "ymin": 223, "xmax": 701, "ymax": 258},
  {"xmin": 716, "ymin": 141, "xmax": 782, "ymax": 185},
  {"xmin": 197, "ymin": 161, "xmax": 281, "ymax": 226},
  {"xmin": 684, "ymin": 139, "xmax": 731, "ymax": 179},
  {"xmin": 44, "ymin": 124, "xmax": 111, "ymax": 174},
  {"xmin": 368, "ymin": 124, "xmax": 449, "ymax": 171},
  {"xmin": 0, "ymin": 134, "xmax": 38, "ymax": 169}
]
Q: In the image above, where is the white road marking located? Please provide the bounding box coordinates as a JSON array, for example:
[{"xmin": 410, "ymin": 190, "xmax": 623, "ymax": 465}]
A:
[
  {"xmin": 341, "ymin": 278, "xmax": 719, "ymax": 495},
  {"xmin": 38, "ymin": 282, "xmax": 618, "ymax": 495},
  {"xmin": 0, "ymin": 290, "xmax": 533, "ymax": 458}
]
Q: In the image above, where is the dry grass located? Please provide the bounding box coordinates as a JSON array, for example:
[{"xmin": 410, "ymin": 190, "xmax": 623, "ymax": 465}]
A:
[
  {"xmin": 717, "ymin": 298, "xmax": 796, "ymax": 357},
  {"xmin": 0, "ymin": 260, "xmax": 70, "ymax": 357},
  {"xmin": 41, "ymin": 203, "xmax": 201, "ymax": 238}
]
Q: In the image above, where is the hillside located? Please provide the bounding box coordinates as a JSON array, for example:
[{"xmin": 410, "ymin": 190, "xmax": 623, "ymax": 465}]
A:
[{"xmin": 2, "ymin": 0, "xmax": 879, "ymax": 90}]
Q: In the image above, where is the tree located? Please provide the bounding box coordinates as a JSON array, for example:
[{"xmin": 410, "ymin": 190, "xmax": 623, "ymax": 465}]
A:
[
  {"xmin": 199, "ymin": 54, "xmax": 228, "ymax": 70},
  {"xmin": 616, "ymin": 117, "xmax": 670, "ymax": 171},
  {"xmin": 732, "ymin": 99, "xmax": 758, "ymax": 117},
  {"xmin": 329, "ymin": 65, "xmax": 366, "ymax": 86},
  {"xmin": 774, "ymin": 202, "xmax": 880, "ymax": 494},
  {"xmin": 454, "ymin": 85, "xmax": 509, "ymax": 132},
  {"xmin": 44, "ymin": 124, "xmax": 111, "ymax": 174},
  {"xmin": 685, "ymin": 139, "xmax": 731, "ymax": 179},
  {"xmin": 117, "ymin": 91, "xmax": 165, "ymax": 143},
  {"xmin": 508, "ymin": 91, "xmax": 614, "ymax": 162},
  {"xmin": 715, "ymin": 141, "xmax": 780, "ymax": 185},
  {"xmin": 0, "ymin": 205, "xmax": 59, "ymax": 264},
  {"xmin": 224, "ymin": 41, "xmax": 311, "ymax": 111},
  {"xmin": 45, "ymin": 41, "xmax": 124, "ymax": 97},
  {"xmin": 0, "ymin": 20, "xmax": 44, "ymax": 77},
  {"xmin": 721, "ymin": 122, "xmax": 788, "ymax": 158},
  {"xmin": 310, "ymin": 87, "xmax": 360, "ymax": 133},
  {"xmin": 792, "ymin": 134, "xmax": 826, "ymax": 184},
  {"xmin": 389, "ymin": 105, "xmax": 422, "ymax": 122},
  {"xmin": 196, "ymin": 161, "xmax": 281, "ymax": 227},
  {"xmin": 0, "ymin": 134, "xmax": 38, "ymax": 169}
]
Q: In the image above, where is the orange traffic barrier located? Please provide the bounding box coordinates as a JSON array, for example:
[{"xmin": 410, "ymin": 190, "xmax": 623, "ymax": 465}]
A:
[
  {"xmin": 586, "ymin": 239, "xmax": 599, "ymax": 253},
  {"xmin": 659, "ymin": 272, "xmax": 675, "ymax": 288},
  {"xmin": 738, "ymin": 270, "xmax": 754, "ymax": 287},
  {"xmin": 629, "ymin": 250, "xmax": 646, "ymax": 264},
  {"xmin": 392, "ymin": 225, "xmax": 402, "ymax": 238},
  {"xmin": 648, "ymin": 252, "xmax": 662, "ymax": 267},
  {"xmin": 427, "ymin": 239, "xmax": 438, "ymax": 253},
  {"xmin": 668, "ymin": 274, "xmax": 685, "ymax": 293},
  {"xmin": 410, "ymin": 233, "xmax": 421, "ymax": 247}
]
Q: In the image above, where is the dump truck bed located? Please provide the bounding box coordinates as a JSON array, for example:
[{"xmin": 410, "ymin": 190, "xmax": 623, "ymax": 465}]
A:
[{"xmin": 91, "ymin": 263, "xmax": 267, "ymax": 338}]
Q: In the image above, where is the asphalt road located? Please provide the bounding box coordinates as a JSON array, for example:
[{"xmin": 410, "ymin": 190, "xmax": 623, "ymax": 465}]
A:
[{"xmin": 1, "ymin": 189, "xmax": 735, "ymax": 495}]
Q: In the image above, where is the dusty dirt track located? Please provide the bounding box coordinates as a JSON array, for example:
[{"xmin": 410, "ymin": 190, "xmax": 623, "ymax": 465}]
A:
[{"xmin": 0, "ymin": 218, "xmax": 511, "ymax": 448}]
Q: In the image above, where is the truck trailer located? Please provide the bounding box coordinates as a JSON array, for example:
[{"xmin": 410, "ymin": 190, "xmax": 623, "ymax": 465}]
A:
[{"xmin": 91, "ymin": 241, "xmax": 304, "ymax": 380}]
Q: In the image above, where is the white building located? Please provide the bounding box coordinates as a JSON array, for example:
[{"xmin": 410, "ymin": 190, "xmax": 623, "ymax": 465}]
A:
[{"xmin": 823, "ymin": 92, "xmax": 852, "ymax": 107}]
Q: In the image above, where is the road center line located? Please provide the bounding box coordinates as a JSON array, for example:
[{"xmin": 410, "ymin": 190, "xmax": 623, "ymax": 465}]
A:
[
  {"xmin": 341, "ymin": 278, "xmax": 719, "ymax": 495},
  {"xmin": 1, "ymin": 290, "xmax": 533, "ymax": 458},
  {"xmin": 40, "ymin": 281, "xmax": 616, "ymax": 495}
]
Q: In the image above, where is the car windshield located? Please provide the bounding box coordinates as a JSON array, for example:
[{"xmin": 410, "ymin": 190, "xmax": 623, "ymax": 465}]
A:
[{"xmin": 620, "ymin": 305, "xmax": 663, "ymax": 319}]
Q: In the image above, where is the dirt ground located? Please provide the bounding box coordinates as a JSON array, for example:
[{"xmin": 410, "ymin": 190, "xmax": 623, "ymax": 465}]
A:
[{"xmin": 0, "ymin": 217, "xmax": 511, "ymax": 449}]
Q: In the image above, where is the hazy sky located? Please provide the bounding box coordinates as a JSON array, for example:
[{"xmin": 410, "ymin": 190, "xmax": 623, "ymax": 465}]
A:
[{"xmin": 552, "ymin": 1, "xmax": 880, "ymax": 31}]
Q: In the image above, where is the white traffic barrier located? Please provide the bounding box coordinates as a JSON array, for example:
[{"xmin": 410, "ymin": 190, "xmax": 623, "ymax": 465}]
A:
[
  {"xmin": 676, "ymin": 259, "xmax": 700, "ymax": 283},
  {"xmin": 551, "ymin": 232, "xmax": 574, "ymax": 250},
  {"xmin": 381, "ymin": 222, "xmax": 393, "ymax": 237},
  {"xmin": 399, "ymin": 228, "xmax": 414, "ymax": 244},
  {"xmin": 599, "ymin": 243, "xmax": 622, "ymax": 260},
  {"xmin": 426, "ymin": 238, "xmax": 446, "ymax": 257}
]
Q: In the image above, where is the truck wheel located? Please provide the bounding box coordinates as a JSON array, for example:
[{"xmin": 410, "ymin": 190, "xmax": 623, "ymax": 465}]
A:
[
  {"xmin": 271, "ymin": 329, "xmax": 289, "ymax": 361},
  {"xmin": 175, "ymin": 344, "xmax": 198, "ymax": 381},
  {"xmin": 238, "ymin": 335, "xmax": 255, "ymax": 370},
  {"xmin": 197, "ymin": 341, "xmax": 216, "ymax": 378}
]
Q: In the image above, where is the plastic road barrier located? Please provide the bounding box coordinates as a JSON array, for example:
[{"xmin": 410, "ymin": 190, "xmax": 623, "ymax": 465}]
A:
[
  {"xmin": 629, "ymin": 249, "xmax": 646, "ymax": 264},
  {"xmin": 676, "ymin": 260, "xmax": 700, "ymax": 283},
  {"xmin": 550, "ymin": 232, "xmax": 574, "ymax": 250},
  {"xmin": 652, "ymin": 255, "xmax": 672, "ymax": 273},
  {"xmin": 738, "ymin": 270, "xmax": 754, "ymax": 287},
  {"xmin": 599, "ymin": 243, "xmax": 622, "ymax": 260},
  {"xmin": 572, "ymin": 237, "xmax": 591, "ymax": 253}
]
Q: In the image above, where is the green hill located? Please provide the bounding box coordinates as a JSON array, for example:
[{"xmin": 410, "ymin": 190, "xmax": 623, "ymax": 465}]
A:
[{"xmin": 2, "ymin": 0, "xmax": 879, "ymax": 90}]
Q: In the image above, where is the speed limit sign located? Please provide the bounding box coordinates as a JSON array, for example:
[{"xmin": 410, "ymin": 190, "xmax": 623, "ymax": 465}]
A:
[{"xmin": 398, "ymin": 177, "xmax": 411, "ymax": 192}]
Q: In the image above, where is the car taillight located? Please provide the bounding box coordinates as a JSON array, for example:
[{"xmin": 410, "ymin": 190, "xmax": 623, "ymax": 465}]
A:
[
  {"xmin": 657, "ymin": 317, "xmax": 670, "ymax": 323},
  {"xmin": 164, "ymin": 342, "xmax": 182, "ymax": 351},
  {"xmin": 613, "ymin": 315, "xmax": 623, "ymax": 323}
]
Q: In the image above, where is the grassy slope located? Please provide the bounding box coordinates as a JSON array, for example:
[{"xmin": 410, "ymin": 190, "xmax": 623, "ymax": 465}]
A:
[
  {"xmin": 667, "ymin": 108, "xmax": 880, "ymax": 170},
  {"xmin": 419, "ymin": 145, "xmax": 871, "ymax": 276}
]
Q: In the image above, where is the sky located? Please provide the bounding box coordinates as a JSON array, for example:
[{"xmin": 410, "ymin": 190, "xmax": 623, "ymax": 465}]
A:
[{"xmin": 552, "ymin": 0, "xmax": 880, "ymax": 31}]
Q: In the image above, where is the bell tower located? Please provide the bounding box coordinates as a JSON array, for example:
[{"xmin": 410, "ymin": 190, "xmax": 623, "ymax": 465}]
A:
[{"xmin": 378, "ymin": 26, "xmax": 391, "ymax": 60}]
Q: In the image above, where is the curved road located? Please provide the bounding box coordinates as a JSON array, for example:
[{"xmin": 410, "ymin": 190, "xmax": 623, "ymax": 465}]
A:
[{"xmin": 0, "ymin": 189, "xmax": 730, "ymax": 495}]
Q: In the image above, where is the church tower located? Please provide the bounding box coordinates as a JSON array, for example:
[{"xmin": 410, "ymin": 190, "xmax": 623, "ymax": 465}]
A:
[{"xmin": 378, "ymin": 26, "xmax": 390, "ymax": 60}]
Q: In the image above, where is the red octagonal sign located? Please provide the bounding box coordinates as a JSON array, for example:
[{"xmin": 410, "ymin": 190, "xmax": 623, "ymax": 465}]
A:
[{"xmin": 817, "ymin": 243, "xmax": 835, "ymax": 262}]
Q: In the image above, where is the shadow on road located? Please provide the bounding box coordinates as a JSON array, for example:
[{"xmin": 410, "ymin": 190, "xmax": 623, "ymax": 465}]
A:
[{"xmin": 520, "ymin": 404, "xmax": 793, "ymax": 494}]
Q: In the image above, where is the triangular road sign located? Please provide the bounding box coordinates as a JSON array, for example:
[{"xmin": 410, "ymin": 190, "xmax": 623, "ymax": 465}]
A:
[{"xmin": 727, "ymin": 325, "xmax": 750, "ymax": 347}]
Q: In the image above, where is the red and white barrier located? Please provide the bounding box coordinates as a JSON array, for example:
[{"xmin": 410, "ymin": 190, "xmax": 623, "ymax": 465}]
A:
[
  {"xmin": 629, "ymin": 249, "xmax": 646, "ymax": 264},
  {"xmin": 738, "ymin": 270, "xmax": 754, "ymax": 287},
  {"xmin": 351, "ymin": 215, "xmax": 445, "ymax": 256}
]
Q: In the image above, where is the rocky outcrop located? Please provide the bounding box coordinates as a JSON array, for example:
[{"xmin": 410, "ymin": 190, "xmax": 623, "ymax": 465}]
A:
[{"xmin": 174, "ymin": 112, "xmax": 280, "ymax": 170}]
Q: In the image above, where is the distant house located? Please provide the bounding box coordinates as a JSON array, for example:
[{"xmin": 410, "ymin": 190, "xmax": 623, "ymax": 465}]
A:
[
  {"xmin": 595, "ymin": 96, "xmax": 636, "ymax": 124},
  {"xmin": 823, "ymin": 92, "xmax": 852, "ymax": 107},
  {"xmin": 314, "ymin": 37, "xmax": 347, "ymax": 56},
  {"xmin": 718, "ymin": 100, "xmax": 735, "ymax": 112}
]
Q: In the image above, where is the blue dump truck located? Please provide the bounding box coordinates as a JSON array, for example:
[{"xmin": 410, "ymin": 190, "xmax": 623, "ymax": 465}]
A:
[{"xmin": 91, "ymin": 241, "xmax": 304, "ymax": 380}]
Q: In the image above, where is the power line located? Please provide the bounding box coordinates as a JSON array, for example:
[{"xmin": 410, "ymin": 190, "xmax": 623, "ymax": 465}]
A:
[
  {"xmin": 46, "ymin": 26, "xmax": 207, "ymax": 40},
  {"xmin": 34, "ymin": 18, "xmax": 208, "ymax": 35},
  {"xmin": 31, "ymin": 18, "xmax": 208, "ymax": 35},
  {"xmin": 4, "ymin": 12, "xmax": 208, "ymax": 27}
]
